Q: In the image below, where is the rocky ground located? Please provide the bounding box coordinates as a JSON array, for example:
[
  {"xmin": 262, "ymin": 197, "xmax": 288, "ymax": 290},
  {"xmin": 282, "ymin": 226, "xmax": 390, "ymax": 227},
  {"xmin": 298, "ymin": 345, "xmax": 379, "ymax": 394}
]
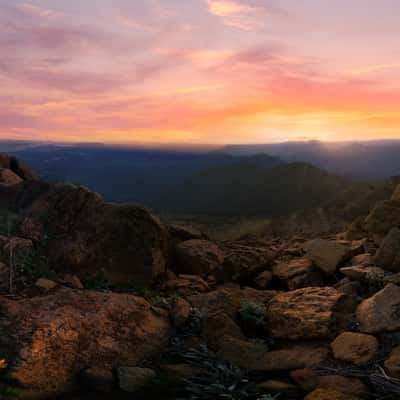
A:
[{"xmin": 1, "ymin": 154, "xmax": 400, "ymax": 399}]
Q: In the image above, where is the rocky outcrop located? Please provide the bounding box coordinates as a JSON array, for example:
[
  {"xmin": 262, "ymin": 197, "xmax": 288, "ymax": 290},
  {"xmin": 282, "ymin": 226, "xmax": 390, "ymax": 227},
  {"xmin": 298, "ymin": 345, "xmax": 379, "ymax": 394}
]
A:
[
  {"xmin": 0, "ymin": 168, "xmax": 23, "ymax": 186},
  {"xmin": 0, "ymin": 288, "xmax": 172, "ymax": 396},
  {"xmin": 266, "ymin": 287, "xmax": 356, "ymax": 339},
  {"xmin": 33, "ymin": 184, "xmax": 170, "ymax": 286},
  {"xmin": 0, "ymin": 154, "xmax": 37, "ymax": 181}
]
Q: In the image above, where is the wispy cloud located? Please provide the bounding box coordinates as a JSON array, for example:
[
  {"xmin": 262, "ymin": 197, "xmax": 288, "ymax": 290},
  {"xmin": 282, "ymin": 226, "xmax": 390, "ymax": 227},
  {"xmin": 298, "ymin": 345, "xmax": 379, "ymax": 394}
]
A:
[
  {"xmin": 206, "ymin": 0, "xmax": 268, "ymax": 30},
  {"xmin": 348, "ymin": 63, "xmax": 400, "ymax": 75}
]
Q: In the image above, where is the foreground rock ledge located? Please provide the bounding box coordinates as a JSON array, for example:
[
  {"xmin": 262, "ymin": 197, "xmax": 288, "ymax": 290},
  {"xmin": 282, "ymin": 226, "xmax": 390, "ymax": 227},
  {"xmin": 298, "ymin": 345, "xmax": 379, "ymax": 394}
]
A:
[{"xmin": 0, "ymin": 288, "xmax": 172, "ymax": 396}]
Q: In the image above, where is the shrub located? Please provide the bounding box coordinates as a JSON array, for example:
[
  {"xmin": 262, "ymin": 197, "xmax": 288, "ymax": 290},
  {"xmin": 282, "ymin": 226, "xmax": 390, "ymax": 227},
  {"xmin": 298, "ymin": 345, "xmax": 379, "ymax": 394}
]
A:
[{"xmin": 239, "ymin": 301, "xmax": 266, "ymax": 327}]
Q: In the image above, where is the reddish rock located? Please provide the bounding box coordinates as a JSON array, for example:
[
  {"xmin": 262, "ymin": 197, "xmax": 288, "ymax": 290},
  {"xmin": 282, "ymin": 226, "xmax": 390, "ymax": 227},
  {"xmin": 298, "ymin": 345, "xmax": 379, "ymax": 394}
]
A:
[
  {"xmin": 331, "ymin": 332, "xmax": 378, "ymax": 365},
  {"xmin": 272, "ymin": 257, "xmax": 323, "ymax": 289},
  {"xmin": 384, "ymin": 346, "xmax": 400, "ymax": 379},
  {"xmin": 0, "ymin": 288, "xmax": 172, "ymax": 395},
  {"xmin": 169, "ymin": 297, "xmax": 191, "ymax": 329},
  {"xmin": 306, "ymin": 239, "xmax": 356, "ymax": 273},
  {"xmin": 176, "ymin": 239, "xmax": 224, "ymax": 276},
  {"xmin": 266, "ymin": 287, "xmax": 356, "ymax": 340},
  {"xmin": 222, "ymin": 242, "xmax": 274, "ymax": 282},
  {"xmin": 356, "ymin": 284, "xmax": 400, "ymax": 333},
  {"xmin": 305, "ymin": 388, "xmax": 362, "ymax": 400},
  {"xmin": 34, "ymin": 184, "xmax": 170, "ymax": 286}
]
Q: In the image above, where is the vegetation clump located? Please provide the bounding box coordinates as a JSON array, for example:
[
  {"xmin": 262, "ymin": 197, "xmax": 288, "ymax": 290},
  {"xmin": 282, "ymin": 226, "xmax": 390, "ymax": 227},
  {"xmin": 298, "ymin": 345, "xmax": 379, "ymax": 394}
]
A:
[{"xmin": 239, "ymin": 301, "xmax": 266, "ymax": 327}]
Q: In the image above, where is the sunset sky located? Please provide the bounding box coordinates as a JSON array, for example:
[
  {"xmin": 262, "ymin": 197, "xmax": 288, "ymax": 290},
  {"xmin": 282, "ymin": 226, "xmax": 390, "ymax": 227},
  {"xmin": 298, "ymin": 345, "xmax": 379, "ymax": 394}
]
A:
[{"xmin": 1, "ymin": 0, "xmax": 400, "ymax": 145}]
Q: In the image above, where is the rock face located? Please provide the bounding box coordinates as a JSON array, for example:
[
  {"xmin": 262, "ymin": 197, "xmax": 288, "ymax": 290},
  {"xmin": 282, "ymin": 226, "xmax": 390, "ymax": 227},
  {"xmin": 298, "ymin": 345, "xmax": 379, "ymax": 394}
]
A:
[
  {"xmin": 306, "ymin": 239, "xmax": 353, "ymax": 272},
  {"xmin": 374, "ymin": 227, "xmax": 400, "ymax": 271},
  {"xmin": 35, "ymin": 184, "xmax": 170, "ymax": 286},
  {"xmin": 266, "ymin": 287, "xmax": 356, "ymax": 339},
  {"xmin": 356, "ymin": 284, "xmax": 400, "ymax": 333},
  {"xmin": 175, "ymin": 239, "xmax": 224, "ymax": 276},
  {"xmin": 0, "ymin": 288, "xmax": 172, "ymax": 395},
  {"xmin": 330, "ymin": 332, "xmax": 378, "ymax": 365}
]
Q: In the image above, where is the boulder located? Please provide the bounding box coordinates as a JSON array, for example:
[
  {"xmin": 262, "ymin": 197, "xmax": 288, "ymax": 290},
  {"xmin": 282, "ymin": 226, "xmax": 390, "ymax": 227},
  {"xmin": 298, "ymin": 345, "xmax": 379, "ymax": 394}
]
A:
[
  {"xmin": 364, "ymin": 199, "xmax": 400, "ymax": 243},
  {"xmin": 0, "ymin": 288, "xmax": 172, "ymax": 395},
  {"xmin": 169, "ymin": 297, "xmax": 191, "ymax": 329},
  {"xmin": 168, "ymin": 224, "xmax": 208, "ymax": 242},
  {"xmin": 317, "ymin": 376, "xmax": 368, "ymax": 397},
  {"xmin": 290, "ymin": 368, "xmax": 319, "ymax": 392},
  {"xmin": 374, "ymin": 228, "xmax": 400, "ymax": 272},
  {"xmin": 272, "ymin": 257, "xmax": 323, "ymax": 289},
  {"xmin": 222, "ymin": 242, "xmax": 274, "ymax": 282},
  {"xmin": 164, "ymin": 274, "xmax": 210, "ymax": 295},
  {"xmin": 218, "ymin": 336, "xmax": 329, "ymax": 371},
  {"xmin": 330, "ymin": 332, "xmax": 378, "ymax": 365},
  {"xmin": 190, "ymin": 287, "xmax": 277, "ymax": 319},
  {"xmin": 305, "ymin": 388, "xmax": 362, "ymax": 400},
  {"xmin": 340, "ymin": 266, "xmax": 386, "ymax": 286},
  {"xmin": 0, "ymin": 168, "xmax": 23, "ymax": 186},
  {"xmin": 356, "ymin": 284, "xmax": 400, "ymax": 333},
  {"xmin": 34, "ymin": 184, "xmax": 170, "ymax": 286},
  {"xmin": 384, "ymin": 346, "xmax": 400, "ymax": 379},
  {"xmin": 256, "ymin": 379, "xmax": 298, "ymax": 394},
  {"xmin": 175, "ymin": 239, "xmax": 224, "ymax": 277},
  {"xmin": 266, "ymin": 287, "xmax": 356, "ymax": 339},
  {"xmin": 254, "ymin": 270, "xmax": 273, "ymax": 289},
  {"xmin": 35, "ymin": 278, "xmax": 58, "ymax": 291},
  {"xmin": 117, "ymin": 367, "xmax": 155, "ymax": 393},
  {"xmin": 306, "ymin": 239, "xmax": 357, "ymax": 273}
]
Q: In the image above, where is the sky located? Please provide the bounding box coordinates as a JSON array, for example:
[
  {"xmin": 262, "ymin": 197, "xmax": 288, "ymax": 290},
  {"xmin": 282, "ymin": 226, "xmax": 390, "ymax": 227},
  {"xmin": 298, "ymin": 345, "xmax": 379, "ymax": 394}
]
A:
[{"xmin": 0, "ymin": 0, "xmax": 400, "ymax": 145}]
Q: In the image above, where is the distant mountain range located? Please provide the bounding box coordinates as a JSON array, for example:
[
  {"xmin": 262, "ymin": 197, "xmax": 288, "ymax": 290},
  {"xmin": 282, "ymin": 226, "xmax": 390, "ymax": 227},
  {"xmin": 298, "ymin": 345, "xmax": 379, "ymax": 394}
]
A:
[{"xmin": 1, "ymin": 140, "xmax": 399, "ymax": 218}]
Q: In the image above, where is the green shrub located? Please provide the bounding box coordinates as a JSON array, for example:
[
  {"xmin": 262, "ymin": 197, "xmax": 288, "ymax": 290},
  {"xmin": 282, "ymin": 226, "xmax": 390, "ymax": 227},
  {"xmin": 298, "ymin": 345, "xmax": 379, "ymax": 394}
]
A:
[{"xmin": 239, "ymin": 301, "xmax": 266, "ymax": 327}]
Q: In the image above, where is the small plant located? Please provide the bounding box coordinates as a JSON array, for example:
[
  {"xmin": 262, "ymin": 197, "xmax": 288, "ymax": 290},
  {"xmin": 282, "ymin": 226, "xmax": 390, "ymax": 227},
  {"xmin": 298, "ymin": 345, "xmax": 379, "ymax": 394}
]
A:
[
  {"xmin": 177, "ymin": 345, "xmax": 275, "ymax": 400},
  {"xmin": 84, "ymin": 276, "xmax": 112, "ymax": 292},
  {"xmin": 239, "ymin": 301, "xmax": 266, "ymax": 327}
]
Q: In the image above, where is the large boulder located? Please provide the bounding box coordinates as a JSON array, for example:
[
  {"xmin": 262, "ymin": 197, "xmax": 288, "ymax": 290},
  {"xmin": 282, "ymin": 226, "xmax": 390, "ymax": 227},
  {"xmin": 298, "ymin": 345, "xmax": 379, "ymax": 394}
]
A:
[
  {"xmin": 0, "ymin": 288, "xmax": 172, "ymax": 396},
  {"xmin": 306, "ymin": 239, "xmax": 357, "ymax": 273},
  {"xmin": 374, "ymin": 227, "xmax": 400, "ymax": 271},
  {"xmin": 330, "ymin": 332, "xmax": 378, "ymax": 365},
  {"xmin": 266, "ymin": 287, "xmax": 356, "ymax": 339},
  {"xmin": 356, "ymin": 283, "xmax": 400, "ymax": 333},
  {"xmin": 222, "ymin": 242, "xmax": 275, "ymax": 283},
  {"xmin": 175, "ymin": 239, "xmax": 224, "ymax": 277},
  {"xmin": 272, "ymin": 257, "xmax": 323, "ymax": 290},
  {"xmin": 31, "ymin": 184, "xmax": 170, "ymax": 286}
]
